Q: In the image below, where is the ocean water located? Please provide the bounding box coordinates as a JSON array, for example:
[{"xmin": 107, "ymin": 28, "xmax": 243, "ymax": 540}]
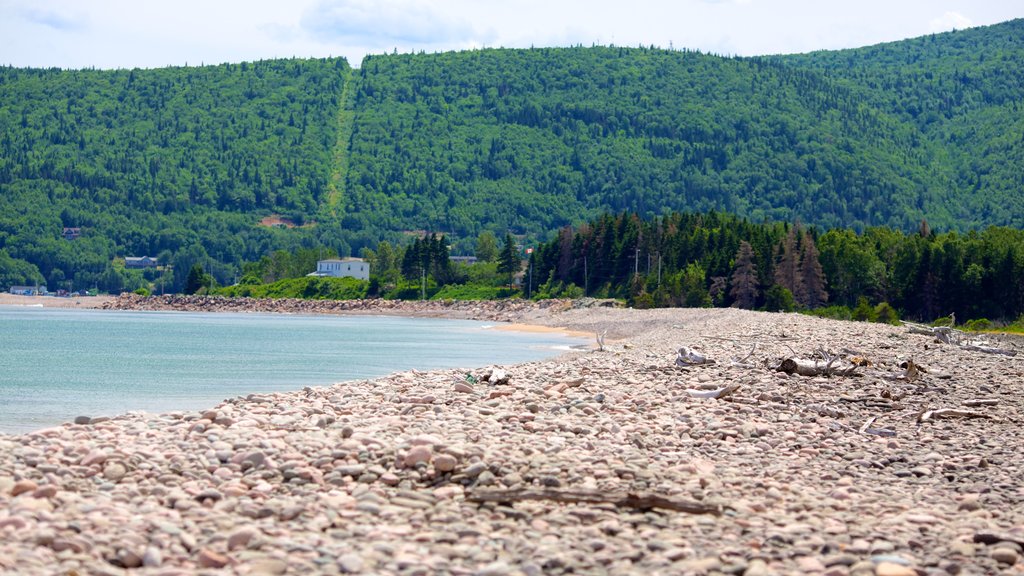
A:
[{"xmin": 0, "ymin": 307, "xmax": 586, "ymax": 434}]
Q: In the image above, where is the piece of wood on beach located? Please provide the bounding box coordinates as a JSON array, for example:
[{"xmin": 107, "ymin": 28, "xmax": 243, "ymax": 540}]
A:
[
  {"xmin": 685, "ymin": 383, "xmax": 741, "ymax": 400},
  {"xmin": 466, "ymin": 488, "xmax": 724, "ymax": 516},
  {"xmin": 676, "ymin": 346, "xmax": 714, "ymax": 366},
  {"xmin": 776, "ymin": 357, "xmax": 860, "ymax": 377},
  {"xmin": 918, "ymin": 408, "xmax": 995, "ymax": 423},
  {"xmin": 902, "ymin": 321, "xmax": 1017, "ymax": 356}
]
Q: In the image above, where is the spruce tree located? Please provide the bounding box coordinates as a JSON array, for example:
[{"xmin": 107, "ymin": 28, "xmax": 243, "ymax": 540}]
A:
[
  {"xmin": 774, "ymin": 227, "xmax": 802, "ymax": 300},
  {"xmin": 798, "ymin": 232, "xmax": 828, "ymax": 308},
  {"xmin": 497, "ymin": 233, "xmax": 520, "ymax": 288},
  {"xmin": 185, "ymin": 264, "xmax": 206, "ymax": 295},
  {"xmin": 729, "ymin": 241, "xmax": 759, "ymax": 309}
]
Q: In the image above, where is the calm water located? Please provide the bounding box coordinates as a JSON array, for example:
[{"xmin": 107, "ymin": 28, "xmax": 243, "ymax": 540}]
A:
[{"xmin": 0, "ymin": 307, "xmax": 586, "ymax": 434}]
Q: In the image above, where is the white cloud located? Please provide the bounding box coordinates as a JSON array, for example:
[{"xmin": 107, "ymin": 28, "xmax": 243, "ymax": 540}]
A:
[
  {"xmin": 21, "ymin": 6, "xmax": 87, "ymax": 32},
  {"xmin": 928, "ymin": 10, "xmax": 973, "ymax": 33},
  {"xmin": 300, "ymin": 0, "xmax": 483, "ymax": 49}
]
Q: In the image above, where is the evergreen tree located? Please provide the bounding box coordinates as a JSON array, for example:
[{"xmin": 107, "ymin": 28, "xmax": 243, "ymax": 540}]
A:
[
  {"xmin": 729, "ymin": 241, "xmax": 759, "ymax": 309},
  {"xmin": 185, "ymin": 264, "xmax": 206, "ymax": 295},
  {"xmin": 497, "ymin": 233, "xmax": 520, "ymax": 288},
  {"xmin": 797, "ymin": 232, "xmax": 828, "ymax": 308},
  {"xmin": 774, "ymin": 227, "xmax": 802, "ymax": 300},
  {"xmin": 401, "ymin": 238, "xmax": 424, "ymax": 282}
]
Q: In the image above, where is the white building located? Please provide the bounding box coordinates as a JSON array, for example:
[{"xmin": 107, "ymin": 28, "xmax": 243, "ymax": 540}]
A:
[
  {"xmin": 308, "ymin": 258, "xmax": 370, "ymax": 281},
  {"xmin": 9, "ymin": 285, "xmax": 47, "ymax": 296}
]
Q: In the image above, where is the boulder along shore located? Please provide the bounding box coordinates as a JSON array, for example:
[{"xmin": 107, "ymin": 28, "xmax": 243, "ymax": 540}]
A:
[{"xmin": 2, "ymin": 301, "xmax": 1023, "ymax": 575}]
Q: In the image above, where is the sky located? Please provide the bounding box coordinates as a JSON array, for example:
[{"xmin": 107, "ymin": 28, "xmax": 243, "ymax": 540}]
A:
[{"xmin": 0, "ymin": 0, "xmax": 1020, "ymax": 70}]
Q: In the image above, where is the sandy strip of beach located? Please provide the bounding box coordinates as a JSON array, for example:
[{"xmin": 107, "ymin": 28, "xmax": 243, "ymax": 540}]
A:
[{"xmin": 0, "ymin": 293, "xmax": 116, "ymax": 309}]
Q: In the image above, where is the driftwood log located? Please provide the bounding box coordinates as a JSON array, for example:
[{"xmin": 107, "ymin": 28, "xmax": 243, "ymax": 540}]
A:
[
  {"xmin": 918, "ymin": 408, "xmax": 994, "ymax": 423},
  {"xmin": 777, "ymin": 357, "xmax": 861, "ymax": 377},
  {"xmin": 685, "ymin": 383, "xmax": 741, "ymax": 399},
  {"xmin": 903, "ymin": 321, "xmax": 1017, "ymax": 356},
  {"xmin": 466, "ymin": 487, "xmax": 723, "ymax": 515}
]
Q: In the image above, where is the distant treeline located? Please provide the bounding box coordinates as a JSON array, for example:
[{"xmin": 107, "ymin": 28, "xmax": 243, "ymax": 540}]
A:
[
  {"xmin": 213, "ymin": 210, "xmax": 1024, "ymax": 323},
  {"xmin": 527, "ymin": 211, "xmax": 1024, "ymax": 322}
]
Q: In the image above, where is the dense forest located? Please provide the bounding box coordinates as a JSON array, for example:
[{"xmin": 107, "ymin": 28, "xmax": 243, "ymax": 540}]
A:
[
  {"xmin": 1, "ymin": 19, "xmax": 1022, "ymax": 298},
  {"xmin": 527, "ymin": 212, "xmax": 1024, "ymax": 323},
  {"xmin": 0, "ymin": 58, "xmax": 350, "ymax": 293}
]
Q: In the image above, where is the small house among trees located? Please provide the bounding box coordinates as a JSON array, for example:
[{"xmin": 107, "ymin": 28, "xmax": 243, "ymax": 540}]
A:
[
  {"xmin": 308, "ymin": 258, "xmax": 370, "ymax": 281},
  {"xmin": 125, "ymin": 256, "xmax": 159, "ymax": 269}
]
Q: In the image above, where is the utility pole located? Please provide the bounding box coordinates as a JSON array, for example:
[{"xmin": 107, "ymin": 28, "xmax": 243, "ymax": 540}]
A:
[{"xmin": 528, "ymin": 247, "xmax": 536, "ymax": 297}]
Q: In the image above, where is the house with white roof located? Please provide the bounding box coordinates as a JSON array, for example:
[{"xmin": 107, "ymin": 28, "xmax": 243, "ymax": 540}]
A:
[{"xmin": 308, "ymin": 258, "xmax": 369, "ymax": 281}]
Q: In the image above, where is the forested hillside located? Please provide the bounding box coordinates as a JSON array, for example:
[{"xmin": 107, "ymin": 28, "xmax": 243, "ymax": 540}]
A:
[
  {"xmin": 0, "ymin": 58, "xmax": 349, "ymax": 292},
  {"xmin": 1, "ymin": 19, "xmax": 1022, "ymax": 293},
  {"xmin": 776, "ymin": 18, "xmax": 1024, "ymax": 229}
]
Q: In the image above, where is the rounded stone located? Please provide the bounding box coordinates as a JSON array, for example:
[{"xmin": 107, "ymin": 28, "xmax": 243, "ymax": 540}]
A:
[
  {"xmin": 103, "ymin": 462, "xmax": 128, "ymax": 482},
  {"xmin": 11, "ymin": 479, "xmax": 38, "ymax": 497},
  {"xmin": 432, "ymin": 453, "xmax": 458, "ymax": 473},
  {"xmin": 403, "ymin": 445, "xmax": 432, "ymax": 468},
  {"xmin": 198, "ymin": 548, "xmax": 230, "ymax": 569},
  {"xmin": 991, "ymin": 547, "xmax": 1019, "ymax": 565}
]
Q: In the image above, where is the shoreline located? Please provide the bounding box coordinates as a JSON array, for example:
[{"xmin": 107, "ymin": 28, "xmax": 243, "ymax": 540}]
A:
[
  {"xmin": 0, "ymin": 293, "xmax": 116, "ymax": 309},
  {"xmin": 2, "ymin": 304, "xmax": 1022, "ymax": 574}
]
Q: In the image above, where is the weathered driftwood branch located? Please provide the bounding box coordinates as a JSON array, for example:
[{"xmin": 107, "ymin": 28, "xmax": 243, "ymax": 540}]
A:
[
  {"xmin": 685, "ymin": 383, "xmax": 741, "ymax": 399},
  {"xmin": 776, "ymin": 357, "xmax": 861, "ymax": 377},
  {"xmin": 918, "ymin": 408, "xmax": 994, "ymax": 423},
  {"xmin": 596, "ymin": 329, "xmax": 607, "ymax": 351},
  {"xmin": 903, "ymin": 321, "xmax": 1017, "ymax": 356},
  {"xmin": 676, "ymin": 346, "xmax": 714, "ymax": 366},
  {"xmin": 730, "ymin": 343, "xmax": 758, "ymax": 368},
  {"xmin": 466, "ymin": 488, "xmax": 723, "ymax": 515},
  {"xmin": 859, "ymin": 416, "xmax": 896, "ymax": 437},
  {"xmin": 960, "ymin": 343, "xmax": 1017, "ymax": 356}
]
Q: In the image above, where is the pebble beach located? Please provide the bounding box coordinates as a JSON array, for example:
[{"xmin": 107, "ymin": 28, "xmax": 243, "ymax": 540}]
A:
[{"xmin": 2, "ymin": 298, "xmax": 1023, "ymax": 575}]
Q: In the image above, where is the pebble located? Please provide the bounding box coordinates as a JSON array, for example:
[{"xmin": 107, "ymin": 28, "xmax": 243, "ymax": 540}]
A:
[
  {"xmin": 10, "ymin": 479, "xmax": 38, "ymax": 497},
  {"xmin": 875, "ymin": 562, "xmax": 917, "ymax": 576},
  {"xmin": 404, "ymin": 445, "xmax": 433, "ymax": 467},
  {"xmin": 103, "ymin": 462, "xmax": 127, "ymax": 482},
  {"xmin": 432, "ymin": 453, "xmax": 458, "ymax": 472},
  {"xmin": 227, "ymin": 526, "xmax": 260, "ymax": 550},
  {"xmin": 991, "ymin": 547, "xmax": 1019, "ymax": 565},
  {"xmin": 1, "ymin": 304, "xmax": 1021, "ymax": 576},
  {"xmin": 197, "ymin": 548, "xmax": 230, "ymax": 569}
]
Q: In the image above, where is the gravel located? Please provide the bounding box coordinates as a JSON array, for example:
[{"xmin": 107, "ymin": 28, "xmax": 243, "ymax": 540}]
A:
[{"xmin": 1, "ymin": 304, "xmax": 1022, "ymax": 575}]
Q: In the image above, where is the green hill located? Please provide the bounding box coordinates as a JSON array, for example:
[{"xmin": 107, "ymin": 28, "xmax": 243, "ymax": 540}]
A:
[{"xmin": 1, "ymin": 19, "xmax": 1022, "ymax": 292}]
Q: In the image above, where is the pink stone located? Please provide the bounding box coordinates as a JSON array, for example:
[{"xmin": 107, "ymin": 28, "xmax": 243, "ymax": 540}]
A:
[
  {"xmin": 0, "ymin": 517, "xmax": 27, "ymax": 530},
  {"xmin": 31, "ymin": 485, "xmax": 57, "ymax": 499},
  {"xmin": 10, "ymin": 480, "xmax": 37, "ymax": 497},
  {"xmin": 403, "ymin": 445, "xmax": 432, "ymax": 467},
  {"xmin": 432, "ymin": 453, "xmax": 458, "ymax": 473},
  {"xmin": 227, "ymin": 527, "xmax": 259, "ymax": 550},
  {"xmin": 80, "ymin": 450, "xmax": 108, "ymax": 467},
  {"xmin": 198, "ymin": 548, "xmax": 230, "ymax": 569},
  {"xmin": 876, "ymin": 562, "xmax": 917, "ymax": 576}
]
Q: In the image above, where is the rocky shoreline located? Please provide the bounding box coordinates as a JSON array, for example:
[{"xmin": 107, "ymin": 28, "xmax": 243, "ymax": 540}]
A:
[
  {"xmin": 2, "ymin": 304, "xmax": 1023, "ymax": 575},
  {"xmin": 99, "ymin": 293, "xmax": 620, "ymax": 324}
]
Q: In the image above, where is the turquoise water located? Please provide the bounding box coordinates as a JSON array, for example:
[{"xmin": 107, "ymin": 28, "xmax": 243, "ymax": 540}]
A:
[{"xmin": 0, "ymin": 307, "xmax": 585, "ymax": 434}]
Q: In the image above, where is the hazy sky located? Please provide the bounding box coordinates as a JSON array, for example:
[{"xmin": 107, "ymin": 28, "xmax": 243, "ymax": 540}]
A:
[{"xmin": 0, "ymin": 0, "xmax": 1020, "ymax": 69}]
